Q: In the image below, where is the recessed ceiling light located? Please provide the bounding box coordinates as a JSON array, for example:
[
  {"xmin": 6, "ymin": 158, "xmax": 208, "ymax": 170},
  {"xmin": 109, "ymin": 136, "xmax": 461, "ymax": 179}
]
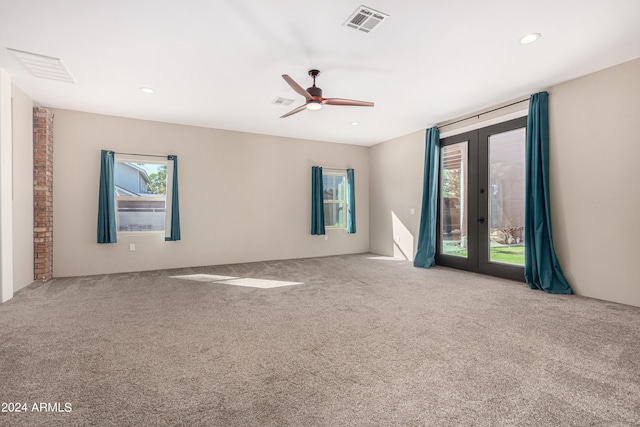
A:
[
  {"xmin": 519, "ymin": 33, "xmax": 541, "ymax": 45},
  {"xmin": 140, "ymin": 87, "xmax": 155, "ymax": 94},
  {"xmin": 351, "ymin": 122, "xmax": 360, "ymax": 126}
]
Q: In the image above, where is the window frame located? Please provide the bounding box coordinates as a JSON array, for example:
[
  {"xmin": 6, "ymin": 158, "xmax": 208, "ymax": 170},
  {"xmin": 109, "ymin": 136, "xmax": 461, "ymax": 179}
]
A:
[
  {"xmin": 323, "ymin": 170, "xmax": 348, "ymax": 230},
  {"xmin": 114, "ymin": 156, "xmax": 168, "ymax": 236}
]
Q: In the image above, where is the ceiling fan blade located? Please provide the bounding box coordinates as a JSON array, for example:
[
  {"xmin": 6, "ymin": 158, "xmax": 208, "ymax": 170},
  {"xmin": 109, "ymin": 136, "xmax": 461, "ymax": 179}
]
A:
[
  {"xmin": 280, "ymin": 103, "xmax": 308, "ymax": 118},
  {"xmin": 282, "ymin": 75, "xmax": 312, "ymax": 101},
  {"xmin": 322, "ymin": 98, "xmax": 374, "ymax": 107}
]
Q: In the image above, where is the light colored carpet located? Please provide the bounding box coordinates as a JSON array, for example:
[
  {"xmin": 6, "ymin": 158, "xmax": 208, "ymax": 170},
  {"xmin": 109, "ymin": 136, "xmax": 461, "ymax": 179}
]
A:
[{"xmin": 0, "ymin": 253, "xmax": 638, "ymax": 426}]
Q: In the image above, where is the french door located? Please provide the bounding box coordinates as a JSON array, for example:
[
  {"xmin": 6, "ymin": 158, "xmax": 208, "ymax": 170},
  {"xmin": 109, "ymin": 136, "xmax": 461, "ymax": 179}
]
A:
[{"xmin": 436, "ymin": 117, "xmax": 527, "ymax": 281}]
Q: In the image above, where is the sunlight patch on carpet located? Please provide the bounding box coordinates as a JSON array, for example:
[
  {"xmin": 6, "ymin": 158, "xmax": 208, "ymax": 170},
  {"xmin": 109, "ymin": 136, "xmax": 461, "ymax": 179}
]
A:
[
  {"xmin": 216, "ymin": 278, "xmax": 304, "ymax": 289},
  {"xmin": 170, "ymin": 274, "xmax": 238, "ymax": 282},
  {"xmin": 171, "ymin": 274, "xmax": 303, "ymax": 288}
]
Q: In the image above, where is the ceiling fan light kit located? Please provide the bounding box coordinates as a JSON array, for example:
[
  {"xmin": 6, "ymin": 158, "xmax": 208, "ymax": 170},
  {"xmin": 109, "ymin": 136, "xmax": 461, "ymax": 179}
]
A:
[
  {"xmin": 306, "ymin": 101, "xmax": 323, "ymax": 111},
  {"xmin": 280, "ymin": 69, "xmax": 374, "ymax": 118}
]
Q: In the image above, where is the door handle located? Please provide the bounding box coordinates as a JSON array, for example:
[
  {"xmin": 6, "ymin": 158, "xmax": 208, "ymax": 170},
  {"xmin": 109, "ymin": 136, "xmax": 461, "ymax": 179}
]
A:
[{"xmin": 478, "ymin": 216, "xmax": 486, "ymax": 224}]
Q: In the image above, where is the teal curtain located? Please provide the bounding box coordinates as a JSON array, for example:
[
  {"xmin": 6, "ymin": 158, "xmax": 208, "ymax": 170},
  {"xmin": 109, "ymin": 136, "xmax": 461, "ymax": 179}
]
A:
[
  {"xmin": 311, "ymin": 166, "xmax": 325, "ymax": 235},
  {"xmin": 414, "ymin": 127, "xmax": 440, "ymax": 268},
  {"xmin": 525, "ymin": 92, "xmax": 572, "ymax": 294},
  {"xmin": 165, "ymin": 155, "xmax": 181, "ymax": 241},
  {"xmin": 97, "ymin": 150, "xmax": 117, "ymax": 243},
  {"xmin": 347, "ymin": 168, "xmax": 356, "ymax": 234}
]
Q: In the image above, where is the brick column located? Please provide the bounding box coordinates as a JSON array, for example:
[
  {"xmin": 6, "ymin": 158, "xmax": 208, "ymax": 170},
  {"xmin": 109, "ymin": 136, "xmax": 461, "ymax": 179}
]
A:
[{"xmin": 33, "ymin": 107, "xmax": 54, "ymax": 281}]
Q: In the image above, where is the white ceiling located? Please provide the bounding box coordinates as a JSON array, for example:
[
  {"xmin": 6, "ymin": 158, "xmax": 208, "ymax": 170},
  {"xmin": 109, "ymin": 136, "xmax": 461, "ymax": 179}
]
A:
[{"xmin": 1, "ymin": 1, "xmax": 639, "ymax": 146}]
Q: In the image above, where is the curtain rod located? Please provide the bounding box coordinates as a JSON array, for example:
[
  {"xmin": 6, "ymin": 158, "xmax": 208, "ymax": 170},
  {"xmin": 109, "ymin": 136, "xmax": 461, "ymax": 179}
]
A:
[
  {"xmin": 322, "ymin": 167, "xmax": 350, "ymax": 172},
  {"xmin": 437, "ymin": 98, "xmax": 529, "ymax": 129},
  {"xmin": 110, "ymin": 151, "xmax": 168, "ymax": 159}
]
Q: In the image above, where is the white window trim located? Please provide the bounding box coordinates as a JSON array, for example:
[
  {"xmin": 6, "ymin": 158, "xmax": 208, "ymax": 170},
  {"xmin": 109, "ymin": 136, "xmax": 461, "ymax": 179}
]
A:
[
  {"xmin": 114, "ymin": 155, "xmax": 168, "ymax": 235},
  {"xmin": 323, "ymin": 171, "xmax": 348, "ymax": 230}
]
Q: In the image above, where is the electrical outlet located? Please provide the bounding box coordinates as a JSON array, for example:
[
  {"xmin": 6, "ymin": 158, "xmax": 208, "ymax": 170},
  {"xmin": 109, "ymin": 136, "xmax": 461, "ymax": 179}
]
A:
[
  {"xmin": 129, "ymin": 243, "xmax": 135, "ymax": 251},
  {"xmin": 410, "ymin": 208, "xmax": 415, "ymax": 215},
  {"xmin": 325, "ymin": 235, "xmax": 328, "ymax": 241}
]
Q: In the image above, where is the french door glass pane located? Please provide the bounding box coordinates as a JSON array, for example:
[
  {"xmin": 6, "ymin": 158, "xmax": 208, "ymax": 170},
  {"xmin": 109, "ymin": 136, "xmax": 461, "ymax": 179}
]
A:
[
  {"xmin": 440, "ymin": 142, "xmax": 468, "ymax": 257},
  {"xmin": 488, "ymin": 128, "xmax": 526, "ymax": 265}
]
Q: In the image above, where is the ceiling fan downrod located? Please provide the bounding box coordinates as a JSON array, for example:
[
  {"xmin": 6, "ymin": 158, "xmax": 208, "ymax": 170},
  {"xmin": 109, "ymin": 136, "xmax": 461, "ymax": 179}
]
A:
[
  {"xmin": 306, "ymin": 69, "xmax": 322, "ymax": 99},
  {"xmin": 308, "ymin": 69, "xmax": 320, "ymax": 87}
]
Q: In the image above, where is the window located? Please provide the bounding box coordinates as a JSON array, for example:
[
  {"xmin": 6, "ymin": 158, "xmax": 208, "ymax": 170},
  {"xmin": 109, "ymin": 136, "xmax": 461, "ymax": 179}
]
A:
[
  {"xmin": 114, "ymin": 159, "xmax": 168, "ymax": 233},
  {"xmin": 323, "ymin": 172, "xmax": 347, "ymax": 228}
]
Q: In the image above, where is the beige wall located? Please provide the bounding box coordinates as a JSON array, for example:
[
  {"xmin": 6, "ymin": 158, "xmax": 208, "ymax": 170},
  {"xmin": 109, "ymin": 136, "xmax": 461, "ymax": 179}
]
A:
[
  {"xmin": 11, "ymin": 85, "xmax": 34, "ymax": 291},
  {"xmin": 51, "ymin": 109, "xmax": 369, "ymax": 277},
  {"xmin": 369, "ymin": 57, "xmax": 640, "ymax": 307},
  {"xmin": 369, "ymin": 129, "xmax": 425, "ymax": 260},
  {"xmin": 548, "ymin": 58, "xmax": 640, "ymax": 306}
]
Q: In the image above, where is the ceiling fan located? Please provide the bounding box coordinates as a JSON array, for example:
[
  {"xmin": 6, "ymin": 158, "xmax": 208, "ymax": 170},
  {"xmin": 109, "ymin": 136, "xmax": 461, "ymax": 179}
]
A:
[{"xmin": 280, "ymin": 69, "xmax": 374, "ymax": 118}]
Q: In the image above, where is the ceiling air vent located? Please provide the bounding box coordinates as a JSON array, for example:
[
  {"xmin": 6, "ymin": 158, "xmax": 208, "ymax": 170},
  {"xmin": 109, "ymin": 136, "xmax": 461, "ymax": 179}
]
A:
[
  {"xmin": 343, "ymin": 6, "xmax": 389, "ymax": 33},
  {"xmin": 272, "ymin": 97, "xmax": 295, "ymax": 106},
  {"xmin": 7, "ymin": 48, "xmax": 75, "ymax": 84}
]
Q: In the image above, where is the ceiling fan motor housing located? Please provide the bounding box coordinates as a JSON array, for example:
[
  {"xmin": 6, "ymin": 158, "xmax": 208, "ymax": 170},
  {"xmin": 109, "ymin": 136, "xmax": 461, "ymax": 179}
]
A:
[{"xmin": 307, "ymin": 86, "xmax": 323, "ymax": 98}]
